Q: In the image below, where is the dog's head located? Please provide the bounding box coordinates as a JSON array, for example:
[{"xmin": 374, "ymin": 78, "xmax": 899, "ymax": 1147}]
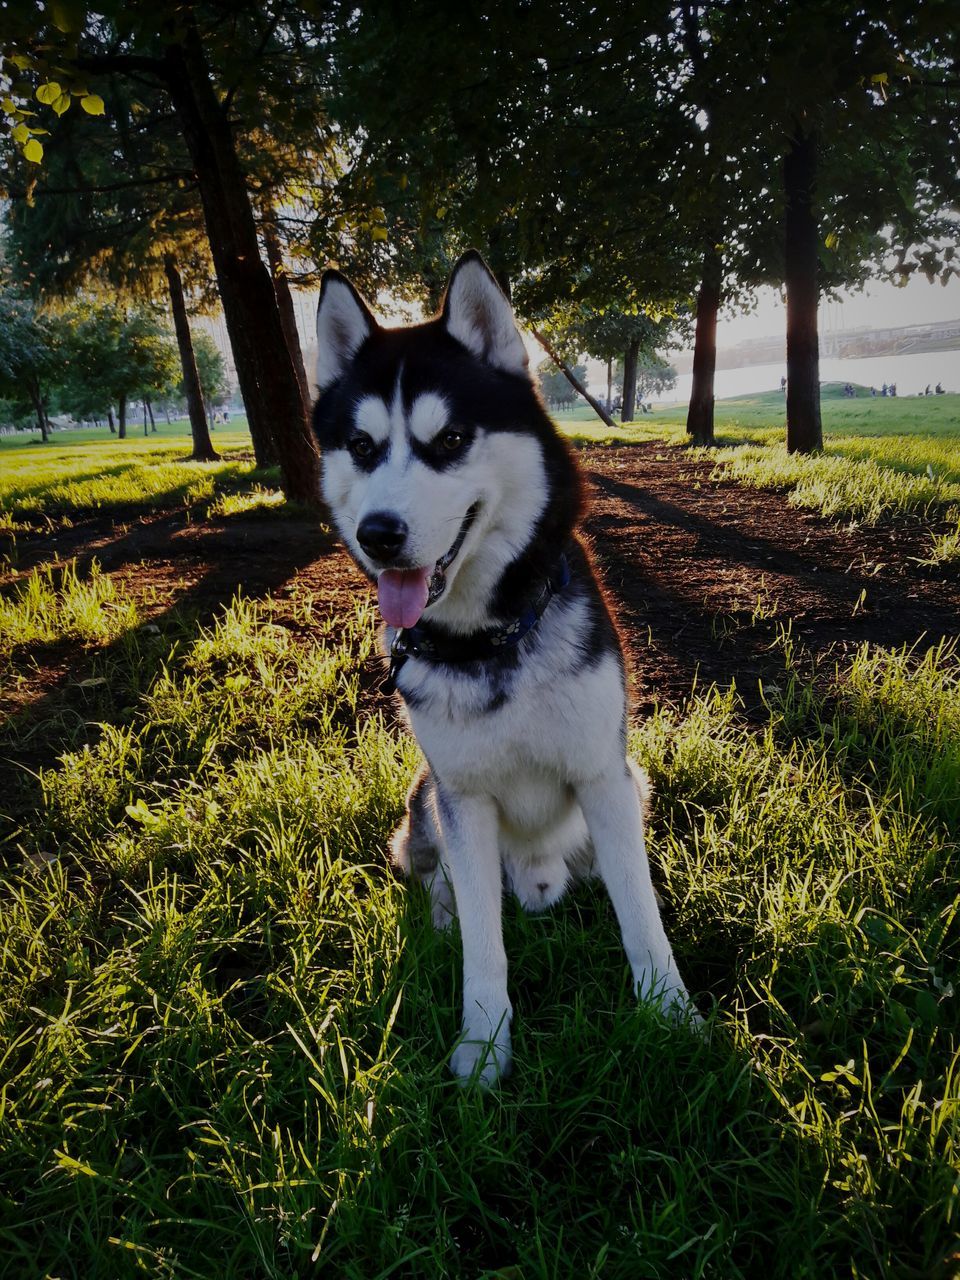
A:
[{"xmin": 313, "ymin": 251, "xmax": 578, "ymax": 632}]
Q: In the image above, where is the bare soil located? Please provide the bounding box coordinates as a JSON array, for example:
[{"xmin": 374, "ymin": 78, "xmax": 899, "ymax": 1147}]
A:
[{"xmin": 3, "ymin": 442, "xmax": 959, "ymax": 740}]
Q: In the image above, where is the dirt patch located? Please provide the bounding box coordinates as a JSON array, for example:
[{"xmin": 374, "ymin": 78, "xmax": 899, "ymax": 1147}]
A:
[
  {"xmin": 4, "ymin": 443, "xmax": 959, "ymax": 736},
  {"xmin": 579, "ymin": 443, "xmax": 960, "ymax": 716}
]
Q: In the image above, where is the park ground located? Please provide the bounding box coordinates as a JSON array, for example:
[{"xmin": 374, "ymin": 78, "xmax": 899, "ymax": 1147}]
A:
[{"xmin": 1, "ymin": 388, "xmax": 959, "ymax": 1277}]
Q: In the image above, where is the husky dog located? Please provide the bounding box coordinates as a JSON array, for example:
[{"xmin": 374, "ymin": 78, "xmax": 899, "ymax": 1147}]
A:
[{"xmin": 313, "ymin": 251, "xmax": 696, "ymax": 1085}]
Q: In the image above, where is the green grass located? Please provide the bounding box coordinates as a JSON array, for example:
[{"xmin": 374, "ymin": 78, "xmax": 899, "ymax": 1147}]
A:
[
  {"xmin": 0, "ymin": 559, "xmax": 139, "ymax": 650},
  {"xmin": 0, "ymin": 420, "xmax": 263, "ymax": 529},
  {"xmin": 556, "ymin": 386, "xmax": 960, "ymax": 445},
  {"xmin": 1, "ymin": 558, "xmax": 959, "ymax": 1277},
  {"xmin": 0, "ymin": 392, "xmax": 958, "ymax": 1276}
]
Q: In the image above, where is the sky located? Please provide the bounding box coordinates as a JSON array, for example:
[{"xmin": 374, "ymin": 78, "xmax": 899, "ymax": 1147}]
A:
[{"xmin": 710, "ymin": 273, "xmax": 960, "ymax": 351}]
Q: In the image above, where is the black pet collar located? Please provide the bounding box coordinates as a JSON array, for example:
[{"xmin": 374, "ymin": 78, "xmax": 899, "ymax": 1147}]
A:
[{"xmin": 382, "ymin": 553, "xmax": 572, "ymax": 694}]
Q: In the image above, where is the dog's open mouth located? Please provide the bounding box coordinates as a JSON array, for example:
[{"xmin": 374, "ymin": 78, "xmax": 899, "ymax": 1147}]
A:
[{"xmin": 377, "ymin": 502, "xmax": 480, "ymax": 629}]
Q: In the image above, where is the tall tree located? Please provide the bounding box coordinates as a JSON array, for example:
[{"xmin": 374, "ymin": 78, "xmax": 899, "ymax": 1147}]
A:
[
  {"xmin": 1, "ymin": 4, "xmax": 327, "ymax": 501},
  {"xmin": 709, "ymin": 0, "xmax": 960, "ymax": 452},
  {"xmin": 0, "ymin": 287, "xmax": 61, "ymax": 441}
]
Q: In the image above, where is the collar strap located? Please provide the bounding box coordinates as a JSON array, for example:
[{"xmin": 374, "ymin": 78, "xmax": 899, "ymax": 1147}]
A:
[{"xmin": 382, "ymin": 553, "xmax": 571, "ymax": 694}]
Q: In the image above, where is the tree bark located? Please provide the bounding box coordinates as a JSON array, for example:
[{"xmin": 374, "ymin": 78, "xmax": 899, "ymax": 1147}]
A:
[
  {"xmin": 29, "ymin": 383, "xmax": 48, "ymax": 442},
  {"xmin": 143, "ymin": 400, "xmax": 149, "ymax": 436},
  {"xmin": 107, "ymin": 407, "xmax": 116, "ymax": 434},
  {"xmin": 147, "ymin": 397, "xmax": 157, "ymax": 432},
  {"xmin": 686, "ymin": 244, "xmax": 722, "ymax": 446},
  {"xmin": 262, "ymin": 209, "xmax": 310, "ymax": 412},
  {"xmin": 784, "ymin": 126, "xmax": 823, "ymax": 454},
  {"xmin": 606, "ymin": 357, "xmax": 613, "ymax": 412},
  {"xmin": 160, "ymin": 22, "xmax": 321, "ymax": 499},
  {"xmin": 622, "ymin": 337, "xmax": 640, "ymax": 422},
  {"xmin": 531, "ymin": 329, "xmax": 616, "ymax": 428},
  {"xmin": 164, "ymin": 253, "xmax": 220, "ymax": 461},
  {"xmin": 118, "ymin": 393, "xmax": 127, "ymax": 440}
]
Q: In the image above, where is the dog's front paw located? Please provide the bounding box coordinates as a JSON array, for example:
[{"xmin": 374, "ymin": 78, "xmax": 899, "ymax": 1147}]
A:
[
  {"xmin": 450, "ymin": 1025, "xmax": 513, "ymax": 1088},
  {"xmin": 636, "ymin": 969, "xmax": 704, "ymax": 1031}
]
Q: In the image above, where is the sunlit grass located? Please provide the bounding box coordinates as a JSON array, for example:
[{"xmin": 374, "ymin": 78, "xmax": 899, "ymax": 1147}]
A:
[
  {"xmin": 0, "ymin": 387, "xmax": 958, "ymax": 1275},
  {"xmin": 209, "ymin": 485, "xmax": 286, "ymax": 517},
  {"xmin": 712, "ymin": 445, "xmax": 960, "ymax": 525},
  {"xmin": 0, "ymin": 559, "xmax": 138, "ymax": 649},
  {"xmin": 0, "ymin": 429, "xmax": 261, "ymax": 525},
  {"xmin": 1, "ymin": 568, "xmax": 958, "ymax": 1277}
]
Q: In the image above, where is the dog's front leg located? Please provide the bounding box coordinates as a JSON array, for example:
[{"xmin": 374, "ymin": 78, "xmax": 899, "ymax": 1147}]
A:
[
  {"xmin": 577, "ymin": 767, "xmax": 695, "ymax": 1018},
  {"xmin": 434, "ymin": 787, "xmax": 512, "ymax": 1086}
]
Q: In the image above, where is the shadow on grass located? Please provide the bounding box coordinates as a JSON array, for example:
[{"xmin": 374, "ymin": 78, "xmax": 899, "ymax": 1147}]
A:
[{"xmin": 0, "ymin": 507, "xmax": 344, "ymax": 839}]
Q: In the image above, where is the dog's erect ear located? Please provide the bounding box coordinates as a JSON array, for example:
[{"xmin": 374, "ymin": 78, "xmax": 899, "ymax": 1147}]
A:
[
  {"xmin": 441, "ymin": 250, "xmax": 528, "ymax": 376},
  {"xmin": 316, "ymin": 271, "xmax": 377, "ymax": 391}
]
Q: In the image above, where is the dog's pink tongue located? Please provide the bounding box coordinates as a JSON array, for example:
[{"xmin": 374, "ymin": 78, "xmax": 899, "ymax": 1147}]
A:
[{"xmin": 377, "ymin": 567, "xmax": 431, "ymax": 628}]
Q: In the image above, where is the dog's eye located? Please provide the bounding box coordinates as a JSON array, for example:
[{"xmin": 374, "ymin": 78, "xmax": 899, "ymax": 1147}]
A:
[
  {"xmin": 348, "ymin": 433, "xmax": 375, "ymax": 460},
  {"xmin": 438, "ymin": 429, "xmax": 465, "ymax": 452}
]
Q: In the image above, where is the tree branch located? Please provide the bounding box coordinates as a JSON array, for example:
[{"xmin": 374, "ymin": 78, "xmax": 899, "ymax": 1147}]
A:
[{"xmin": 74, "ymin": 52, "xmax": 168, "ymax": 79}]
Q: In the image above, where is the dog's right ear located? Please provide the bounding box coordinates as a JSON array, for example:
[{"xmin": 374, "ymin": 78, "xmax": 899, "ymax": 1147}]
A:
[{"xmin": 316, "ymin": 271, "xmax": 377, "ymax": 391}]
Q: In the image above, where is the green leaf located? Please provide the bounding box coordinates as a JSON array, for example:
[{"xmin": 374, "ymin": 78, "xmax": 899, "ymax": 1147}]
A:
[
  {"xmin": 915, "ymin": 989, "xmax": 940, "ymax": 1025},
  {"xmin": 1, "ymin": 96, "xmax": 17, "ymax": 115},
  {"xmin": 371, "ymin": 226, "xmax": 388, "ymax": 241},
  {"xmin": 23, "ymin": 138, "xmax": 43, "ymax": 163},
  {"xmin": 36, "ymin": 82, "xmax": 62, "ymax": 106},
  {"xmin": 52, "ymin": 92, "xmax": 71, "ymax": 117},
  {"xmin": 825, "ymin": 231, "xmax": 838, "ymax": 250},
  {"xmin": 12, "ymin": 123, "xmax": 29, "ymax": 144},
  {"xmin": 50, "ymin": 0, "xmax": 86, "ymax": 33},
  {"xmin": 80, "ymin": 94, "xmax": 105, "ymax": 116}
]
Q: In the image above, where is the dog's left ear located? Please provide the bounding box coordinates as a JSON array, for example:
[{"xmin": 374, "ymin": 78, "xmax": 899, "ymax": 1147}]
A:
[
  {"xmin": 316, "ymin": 270, "xmax": 378, "ymax": 392},
  {"xmin": 441, "ymin": 251, "xmax": 528, "ymax": 376}
]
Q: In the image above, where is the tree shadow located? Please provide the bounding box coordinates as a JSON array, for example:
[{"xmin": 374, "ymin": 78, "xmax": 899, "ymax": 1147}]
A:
[
  {"xmin": 584, "ymin": 468, "xmax": 960, "ymax": 716},
  {"xmin": 0, "ymin": 509, "xmax": 352, "ymax": 828}
]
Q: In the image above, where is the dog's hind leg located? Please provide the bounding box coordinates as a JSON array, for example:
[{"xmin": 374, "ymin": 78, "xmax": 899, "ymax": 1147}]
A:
[{"xmin": 390, "ymin": 765, "xmax": 457, "ymax": 928}]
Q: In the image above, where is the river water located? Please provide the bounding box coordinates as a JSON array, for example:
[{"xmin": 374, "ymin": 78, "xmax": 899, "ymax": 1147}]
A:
[{"xmin": 661, "ymin": 349, "xmax": 960, "ymax": 405}]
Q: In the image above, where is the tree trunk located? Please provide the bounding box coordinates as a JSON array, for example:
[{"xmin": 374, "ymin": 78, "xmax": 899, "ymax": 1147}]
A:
[
  {"xmin": 147, "ymin": 397, "xmax": 157, "ymax": 432},
  {"xmin": 29, "ymin": 384, "xmax": 48, "ymax": 442},
  {"xmin": 107, "ymin": 407, "xmax": 116, "ymax": 434},
  {"xmin": 606, "ymin": 358, "xmax": 613, "ymax": 413},
  {"xmin": 164, "ymin": 253, "xmax": 220, "ymax": 461},
  {"xmin": 784, "ymin": 126, "xmax": 823, "ymax": 454},
  {"xmin": 164, "ymin": 406, "xmax": 171, "ymax": 424},
  {"xmin": 143, "ymin": 400, "xmax": 149, "ymax": 436},
  {"xmin": 622, "ymin": 338, "xmax": 640, "ymax": 422},
  {"xmin": 262, "ymin": 208, "xmax": 310, "ymax": 412},
  {"xmin": 161, "ymin": 23, "xmax": 320, "ymax": 499},
  {"xmin": 686, "ymin": 244, "xmax": 722, "ymax": 446},
  {"xmin": 118, "ymin": 393, "xmax": 127, "ymax": 439},
  {"xmin": 531, "ymin": 329, "xmax": 616, "ymax": 428}
]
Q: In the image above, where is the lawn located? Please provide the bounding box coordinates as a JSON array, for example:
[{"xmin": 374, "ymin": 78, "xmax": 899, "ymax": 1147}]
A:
[{"xmin": 1, "ymin": 395, "xmax": 959, "ymax": 1277}]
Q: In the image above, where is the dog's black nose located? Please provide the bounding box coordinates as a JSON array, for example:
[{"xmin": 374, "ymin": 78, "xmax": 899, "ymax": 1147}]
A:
[{"xmin": 357, "ymin": 512, "xmax": 408, "ymax": 561}]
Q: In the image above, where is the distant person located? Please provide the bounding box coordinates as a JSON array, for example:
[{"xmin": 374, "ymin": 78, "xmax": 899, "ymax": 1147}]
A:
[
  {"xmin": 870, "ymin": 386, "xmax": 877, "ymax": 396},
  {"xmin": 881, "ymin": 382, "xmax": 888, "ymax": 397},
  {"xmin": 222, "ymin": 407, "xmax": 230, "ymax": 420},
  {"xmin": 925, "ymin": 385, "xmax": 931, "ymax": 396},
  {"xmin": 936, "ymin": 383, "xmax": 945, "ymax": 395},
  {"xmin": 890, "ymin": 383, "xmax": 897, "ymax": 397},
  {"xmin": 780, "ymin": 375, "xmax": 787, "ymax": 393}
]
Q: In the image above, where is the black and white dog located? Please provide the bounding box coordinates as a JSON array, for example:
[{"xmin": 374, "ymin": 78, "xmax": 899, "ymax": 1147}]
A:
[{"xmin": 313, "ymin": 251, "xmax": 696, "ymax": 1085}]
